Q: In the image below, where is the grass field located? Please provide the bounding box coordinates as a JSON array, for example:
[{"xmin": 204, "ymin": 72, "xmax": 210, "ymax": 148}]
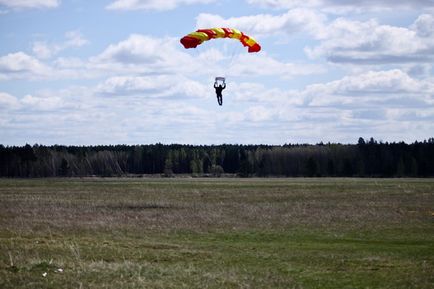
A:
[{"xmin": 0, "ymin": 178, "xmax": 433, "ymax": 288}]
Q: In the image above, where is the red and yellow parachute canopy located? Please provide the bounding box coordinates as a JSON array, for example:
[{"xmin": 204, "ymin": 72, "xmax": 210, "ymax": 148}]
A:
[{"xmin": 180, "ymin": 28, "xmax": 261, "ymax": 53}]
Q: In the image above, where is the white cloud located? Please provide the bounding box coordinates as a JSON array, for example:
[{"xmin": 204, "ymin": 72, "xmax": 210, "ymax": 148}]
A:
[
  {"xmin": 96, "ymin": 75, "xmax": 209, "ymax": 99},
  {"xmin": 224, "ymin": 69, "xmax": 434, "ymax": 143},
  {"xmin": 64, "ymin": 31, "xmax": 88, "ymax": 47},
  {"xmin": 246, "ymin": 0, "xmax": 434, "ymax": 12},
  {"xmin": 0, "ymin": 85, "xmax": 214, "ymax": 145},
  {"xmin": 91, "ymin": 33, "xmax": 319, "ymax": 81},
  {"xmin": 228, "ymin": 53, "xmax": 324, "ymax": 78},
  {"xmin": 229, "ymin": 81, "xmax": 302, "ymax": 106},
  {"xmin": 0, "ymin": 0, "xmax": 60, "ymax": 9},
  {"xmin": 21, "ymin": 94, "xmax": 65, "ymax": 110},
  {"xmin": 196, "ymin": 11, "xmax": 434, "ymax": 67},
  {"xmin": 0, "ymin": 90, "xmax": 72, "ymax": 111},
  {"xmin": 0, "ymin": 52, "xmax": 52, "ymax": 80},
  {"xmin": 0, "ymin": 32, "xmax": 322, "ymax": 85},
  {"xmin": 91, "ymin": 34, "xmax": 195, "ymax": 75},
  {"xmin": 301, "ymin": 69, "xmax": 434, "ymax": 108},
  {"xmin": 305, "ymin": 15, "xmax": 434, "ymax": 65},
  {"xmin": 200, "ymin": 11, "xmax": 434, "ymax": 66},
  {"xmin": 2, "ymin": 69, "xmax": 433, "ymax": 145},
  {"xmin": 0, "ymin": 92, "xmax": 20, "ymax": 109},
  {"xmin": 246, "ymin": 0, "xmax": 315, "ymax": 9},
  {"xmin": 106, "ymin": 0, "xmax": 216, "ymax": 11},
  {"xmin": 245, "ymin": 105, "xmax": 272, "ymax": 122},
  {"xmin": 196, "ymin": 9, "xmax": 326, "ymax": 36},
  {"xmin": 2, "ymin": 0, "xmax": 433, "ymax": 145},
  {"xmin": 412, "ymin": 14, "xmax": 434, "ymax": 37},
  {"xmin": 0, "ymin": 51, "xmax": 90, "ymax": 81},
  {"xmin": 94, "ymin": 34, "xmax": 169, "ymax": 64},
  {"xmin": 32, "ymin": 42, "xmax": 52, "ymax": 60},
  {"xmin": 0, "ymin": 35, "xmax": 197, "ymax": 81},
  {"xmin": 230, "ymin": 69, "xmax": 434, "ymax": 133},
  {"xmin": 33, "ymin": 31, "xmax": 88, "ymax": 59}
]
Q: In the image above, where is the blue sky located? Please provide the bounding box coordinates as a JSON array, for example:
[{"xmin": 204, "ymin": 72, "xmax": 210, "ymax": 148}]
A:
[{"xmin": 1, "ymin": 0, "xmax": 434, "ymax": 145}]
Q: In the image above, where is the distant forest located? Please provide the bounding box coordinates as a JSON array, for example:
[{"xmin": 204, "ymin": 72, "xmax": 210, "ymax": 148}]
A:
[{"xmin": 1, "ymin": 138, "xmax": 434, "ymax": 178}]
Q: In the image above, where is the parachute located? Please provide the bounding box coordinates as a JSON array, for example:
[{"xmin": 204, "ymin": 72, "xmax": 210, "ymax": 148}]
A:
[{"xmin": 180, "ymin": 28, "xmax": 261, "ymax": 53}]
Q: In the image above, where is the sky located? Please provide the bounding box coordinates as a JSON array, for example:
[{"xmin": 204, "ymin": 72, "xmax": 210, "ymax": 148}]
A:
[{"xmin": 0, "ymin": 0, "xmax": 434, "ymax": 145}]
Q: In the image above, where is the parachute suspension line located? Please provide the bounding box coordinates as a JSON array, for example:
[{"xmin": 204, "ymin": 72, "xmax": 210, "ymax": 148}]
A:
[{"xmin": 227, "ymin": 41, "xmax": 243, "ymax": 77}]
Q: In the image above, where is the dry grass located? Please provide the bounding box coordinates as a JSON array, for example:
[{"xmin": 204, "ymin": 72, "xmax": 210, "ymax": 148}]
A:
[
  {"xmin": 0, "ymin": 178, "xmax": 433, "ymax": 288},
  {"xmin": 0, "ymin": 178, "xmax": 431, "ymax": 233}
]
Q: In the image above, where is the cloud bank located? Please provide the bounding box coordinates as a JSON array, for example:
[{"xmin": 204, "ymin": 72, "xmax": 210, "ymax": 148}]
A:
[
  {"xmin": 0, "ymin": 0, "xmax": 60, "ymax": 9},
  {"xmin": 106, "ymin": 0, "xmax": 216, "ymax": 11}
]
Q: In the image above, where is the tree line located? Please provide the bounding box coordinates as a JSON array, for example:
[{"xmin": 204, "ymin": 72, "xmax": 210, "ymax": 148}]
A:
[{"xmin": 1, "ymin": 138, "xmax": 434, "ymax": 178}]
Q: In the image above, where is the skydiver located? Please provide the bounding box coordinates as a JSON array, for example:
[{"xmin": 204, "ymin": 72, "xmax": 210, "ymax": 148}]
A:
[{"xmin": 214, "ymin": 81, "xmax": 226, "ymax": 106}]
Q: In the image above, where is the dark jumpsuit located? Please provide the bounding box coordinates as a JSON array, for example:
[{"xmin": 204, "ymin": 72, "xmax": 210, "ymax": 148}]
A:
[{"xmin": 214, "ymin": 83, "xmax": 226, "ymax": 106}]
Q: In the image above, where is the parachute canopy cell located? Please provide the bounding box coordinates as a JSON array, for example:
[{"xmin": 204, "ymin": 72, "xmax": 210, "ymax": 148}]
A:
[{"xmin": 180, "ymin": 28, "xmax": 261, "ymax": 53}]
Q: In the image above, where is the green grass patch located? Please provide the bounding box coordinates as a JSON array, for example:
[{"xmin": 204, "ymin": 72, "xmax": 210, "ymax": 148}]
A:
[{"xmin": 1, "ymin": 178, "xmax": 433, "ymax": 288}]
